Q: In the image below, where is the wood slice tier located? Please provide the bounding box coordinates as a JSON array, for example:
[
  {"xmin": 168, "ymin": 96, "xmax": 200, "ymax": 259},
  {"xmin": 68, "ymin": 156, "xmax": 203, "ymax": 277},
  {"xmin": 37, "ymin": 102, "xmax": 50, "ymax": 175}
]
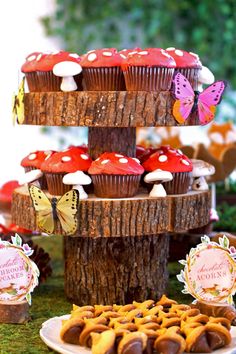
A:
[
  {"xmin": 23, "ymin": 91, "xmax": 199, "ymax": 127},
  {"xmin": 0, "ymin": 300, "xmax": 30, "ymax": 324},
  {"xmin": 64, "ymin": 234, "xmax": 169, "ymax": 305},
  {"xmin": 12, "ymin": 187, "xmax": 210, "ymax": 237}
]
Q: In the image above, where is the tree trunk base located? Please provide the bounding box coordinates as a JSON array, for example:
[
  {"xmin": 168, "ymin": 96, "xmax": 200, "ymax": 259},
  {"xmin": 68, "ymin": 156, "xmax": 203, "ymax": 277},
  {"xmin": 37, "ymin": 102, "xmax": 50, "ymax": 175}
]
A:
[
  {"xmin": 64, "ymin": 234, "xmax": 169, "ymax": 305},
  {"xmin": 0, "ymin": 300, "xmax": 30, "ymax": 324}
]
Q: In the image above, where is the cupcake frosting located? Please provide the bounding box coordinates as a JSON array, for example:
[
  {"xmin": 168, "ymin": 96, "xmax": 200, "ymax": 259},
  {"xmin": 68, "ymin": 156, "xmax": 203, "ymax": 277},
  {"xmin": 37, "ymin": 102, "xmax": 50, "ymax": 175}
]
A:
[
  {"xmin": 142, "ymin": 146, "xmax": 192, "ymax": 172},
  {"xmin": 88, "ymin": 152, "xmax": 144, "ymax": 175},
  {"xmin": 121, "ymin": 48, "xmax": 176, "ymax": 70},
  {"xmin": 41, "ymin": 148, "xmax": 92, "ymax": 173},
  {"xmin": 21, "ymin": 51, "xmax": 81, "ymax": 72},
  {"xmin": 81, "ymin": 48, "xmax": 124, "ymax": 67},
  {"xmin": 21, "ymin": 150, "xmax": 55, "ymax": 169},
  {"xmin": 165, "ymin": 48, "xmax": 202, "ymax": 68}
]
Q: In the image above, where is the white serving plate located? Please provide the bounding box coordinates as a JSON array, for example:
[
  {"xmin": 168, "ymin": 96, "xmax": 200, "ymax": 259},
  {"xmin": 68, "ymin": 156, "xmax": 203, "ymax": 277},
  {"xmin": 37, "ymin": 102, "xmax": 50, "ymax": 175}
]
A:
[{"xmin": 40, "ymin": 315, "xmax": 236, "ymax": 354}]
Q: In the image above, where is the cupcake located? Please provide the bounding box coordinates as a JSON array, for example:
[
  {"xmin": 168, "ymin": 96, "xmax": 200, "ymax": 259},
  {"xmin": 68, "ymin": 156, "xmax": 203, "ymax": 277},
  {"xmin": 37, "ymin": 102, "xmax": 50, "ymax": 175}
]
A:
[
  {"xmin": 142, "ymin": 146, "xmax": 193, "ymax": 194},
  {"xmin": 21, "ymin": 51, "xmax": 82, "ymax": 92},
  {"xmin": 121, "ymin": 48, "xmax": 176, "ymax": 91},
  {"xmin": 88, "ymin": 152, "xmax": 144, "ymax": 198},
  {"xmin": 165, "ymin": 48, "xmax": 202, "ymax": 90},
  {"xmin": 40, "ymin": 148, "xmax": 92, "ymax": 195},
  {"xmin": 119, "ymin": 48, "xmax": 141, "ymax": 59},
  {"xmin": 80, "ymin": 48, "xmax": 126, "ymax": 90},
  {"xmin": 21, "ymin": 150, "xmax": 54, "ymax": 189}
]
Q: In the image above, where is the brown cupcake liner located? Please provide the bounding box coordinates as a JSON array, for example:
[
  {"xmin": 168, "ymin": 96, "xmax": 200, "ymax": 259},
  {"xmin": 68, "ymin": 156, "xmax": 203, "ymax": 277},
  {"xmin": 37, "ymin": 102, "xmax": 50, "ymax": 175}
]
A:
[
  {"xmin": 44, "ymin": 173, "xmax": 71, "ymax": 196},
  {"xmin": 25, "ymin": 72, "xmax": 40, "ymax": 92},
  {"xmin": 163, "ymin": 172, "xmax": 191, "ymax": 195},
  {"xmin": 91, "ymin": 174, "xmax": 141, "ymax": 198},
  {"xmin": 82, "ymin": 67, "xmax": 126, "ymax": 91},
  {"xmin": 24, "ymin": 166, "xmax": 48, "ymax": 190},
  {"xmin": 123, "ymin": 66, "xmax": 175, "ymax": 91},
  {"xmin": 175, "ymin": 68, "xmax": 201, "ymax": 90},
  {"xmin": 37, "ymin": 71, "xmax": 62, "ymax": 92}
]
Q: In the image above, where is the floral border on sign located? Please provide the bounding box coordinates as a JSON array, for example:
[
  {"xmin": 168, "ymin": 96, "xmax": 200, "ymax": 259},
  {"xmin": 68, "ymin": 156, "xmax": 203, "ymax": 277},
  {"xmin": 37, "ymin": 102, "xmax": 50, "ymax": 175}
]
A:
[
  {"xmin": 0, "ymin": 234, "xmax": 40, "ymax": 305},
  {"xmin": 177, "ymin": 235, "xmax": 236, "ymax": 305}
]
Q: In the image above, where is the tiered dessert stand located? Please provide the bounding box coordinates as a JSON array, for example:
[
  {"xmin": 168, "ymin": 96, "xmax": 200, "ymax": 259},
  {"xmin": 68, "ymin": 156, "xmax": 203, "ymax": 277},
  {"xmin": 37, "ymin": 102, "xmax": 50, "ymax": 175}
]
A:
[{"xmin": 12, "ymin": 90, "xmax": 211, "ymax": 305}]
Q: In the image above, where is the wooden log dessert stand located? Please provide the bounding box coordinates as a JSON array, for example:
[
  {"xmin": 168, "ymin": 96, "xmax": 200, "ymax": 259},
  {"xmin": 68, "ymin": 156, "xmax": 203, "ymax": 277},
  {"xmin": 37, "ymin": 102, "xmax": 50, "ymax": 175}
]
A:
[{"xmin": 12, "ymin": 91, "xmax": 211, "ymax": 306}]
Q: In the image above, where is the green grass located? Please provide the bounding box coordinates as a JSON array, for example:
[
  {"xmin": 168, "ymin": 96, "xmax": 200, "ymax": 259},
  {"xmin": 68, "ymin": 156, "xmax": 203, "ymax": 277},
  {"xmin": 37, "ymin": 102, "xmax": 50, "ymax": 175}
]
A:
[{"xmin": 0, "ymin": 236, "xmax": 193, "ymax": 354}]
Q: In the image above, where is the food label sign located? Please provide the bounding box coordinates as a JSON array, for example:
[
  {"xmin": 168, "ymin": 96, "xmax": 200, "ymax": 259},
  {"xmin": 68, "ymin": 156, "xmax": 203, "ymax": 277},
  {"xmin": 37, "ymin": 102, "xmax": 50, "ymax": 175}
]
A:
[
  {"xmin": 177, "ymin": 235, "xmax": 236, "ymax": 304},
  {"xmin": 0, "ymin": 235, "xmax": 39, "ymax": 304}
]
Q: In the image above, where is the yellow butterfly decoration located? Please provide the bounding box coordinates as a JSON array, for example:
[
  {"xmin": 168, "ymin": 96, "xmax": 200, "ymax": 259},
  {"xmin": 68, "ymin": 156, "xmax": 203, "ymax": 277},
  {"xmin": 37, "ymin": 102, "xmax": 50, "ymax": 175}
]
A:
[
  {"xmin": 12, "ymin": 77, "xmax": 25, "ymax": 125},
  {"xmin": 29, "ymin": 185, "xmax": 79, "ymax": 235}
]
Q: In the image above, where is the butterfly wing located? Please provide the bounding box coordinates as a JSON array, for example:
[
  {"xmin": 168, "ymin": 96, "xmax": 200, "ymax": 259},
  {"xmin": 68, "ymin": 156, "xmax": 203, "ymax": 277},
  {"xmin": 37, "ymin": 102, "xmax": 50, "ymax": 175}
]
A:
[
  {"xmin": 172, "ymin": 73, "xmax": 195, "ymax": 124},
  {"xmin": 56, "ymin": 190, "xmax": 79, "ymax": 235},
  {"xmin": 29, "ymin": 185, "xmax": 54, "ymax": 234},
  {"xmin": 12, "ymin": 77, "xmax": 25, "ymax": 125},
  {"xmin": 198, "ymin": 81, "xmax": 227, "ymax": 125}
]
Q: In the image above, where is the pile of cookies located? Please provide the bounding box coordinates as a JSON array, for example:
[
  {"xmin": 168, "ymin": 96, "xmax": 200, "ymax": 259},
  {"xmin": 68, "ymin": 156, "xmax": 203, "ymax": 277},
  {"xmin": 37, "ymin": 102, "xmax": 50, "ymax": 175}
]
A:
[{"xmin": 60, "ymin": 295, "xmax": 232, "ymax": 353}]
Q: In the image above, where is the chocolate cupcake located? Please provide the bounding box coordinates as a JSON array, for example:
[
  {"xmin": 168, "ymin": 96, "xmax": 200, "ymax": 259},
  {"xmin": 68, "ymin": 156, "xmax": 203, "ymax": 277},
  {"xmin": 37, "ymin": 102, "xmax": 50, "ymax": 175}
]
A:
[
  {"xmin": 142, "ymin": 146, "xmax": 193, "ymax": 195},
  {"xmin": 80, "ymin": 48, "xmax": 125, "ymax": 90},
  {"xmin": 21, "ymin": 51, "xmax": 82, "ymax": 92},
  {"xmin": 121, "ymin": 48, "xmax": 176, "ymax": 91},
  {"xmin": 88, "ymin": 152, "xmax": 144, "ymax": 198},
  {"xmin": 165, "ymin": 47, "xmax": 202, "ymax": 90},
  {"xmin": 21, "ymin": 150, "xmax": 54, "ymax": 189},
  {"xmin": 40, "ymin": 147, "xmax": 92, "ymax": 196}
]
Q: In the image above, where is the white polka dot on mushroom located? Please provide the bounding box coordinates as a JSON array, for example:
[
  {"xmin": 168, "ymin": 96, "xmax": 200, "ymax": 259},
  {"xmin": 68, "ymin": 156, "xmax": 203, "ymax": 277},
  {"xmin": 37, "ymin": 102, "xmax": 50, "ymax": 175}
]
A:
[
  {"xmin": 158, "ymin": 155, "xmax": 168, "ymax": 162},
  {"xmin": 103, "ymin": 51, "xmax": 112, "ymax": 57},
  {"xmin": 27, "ymin": 55, "xmax": 36, "ymax": 61},
  {"xmin": 28, "ymin": 153, "xmax": 37, "ymax": 160},
  {"xmin": 95, "ymin": 158, "xmax": 100, "ymax": 161},
  {"xmin": 101, "ymin": 159, "xmax": 110, "ymax": 165},
  {"xmin": 88, "ymin": 53, "xmax": 97, "ymax": 62},
  {"xmin": 189, "ymin": 52, "xmax": 199, "ymax": 58},
  {"xmin": 181, "ymin": 159, "xmax": 190, "ymax": 166},
  {"xmin": 177, "ymin": 149, "xmax": 183, "ymax": 155},
  {"xmin": 69, "ymin": 53, "xmax": 80, "ymax": 58},
  {"xmin": 166, "ymin": 47, "xmax": 175, "ymax": 51},
  {"xmin": 175, "ymin": 49, "xmax": 184, "ymax": 56},
  {"xmin": 36, "ymin": 54, "xmax": 42, "ymax": 61},
  {"xmin": 120, "ymin": 54, "xmax": 126, "ymax": 59},
  {"xmin": 62, "ymin": 156, "xmax": 72, "ymax": 162},
  {"xmin": 119, "ymin": 158, "xmax": 128, "ymax": 163},
  {"xmin": 115, "ymin": 154, "xmax": 124, "ymax": 158},
  {"xmin": 81, "ymin": 154, "xmax": 89, "ymax": 160},
  {"xmin": 132, "ymin": 158, "xmax": 140, "ymax": 164},
  {"xmin": 139, "ymin": 51, "xmax": 148, "ymax": 55}
]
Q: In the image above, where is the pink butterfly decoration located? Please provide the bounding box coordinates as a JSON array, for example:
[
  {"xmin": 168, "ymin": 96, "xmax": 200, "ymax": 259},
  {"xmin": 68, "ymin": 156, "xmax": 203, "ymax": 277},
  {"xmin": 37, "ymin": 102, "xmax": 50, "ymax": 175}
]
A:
[{"xmin": 172, "ymin": 73, "xmax": 227, "ymax": 125}]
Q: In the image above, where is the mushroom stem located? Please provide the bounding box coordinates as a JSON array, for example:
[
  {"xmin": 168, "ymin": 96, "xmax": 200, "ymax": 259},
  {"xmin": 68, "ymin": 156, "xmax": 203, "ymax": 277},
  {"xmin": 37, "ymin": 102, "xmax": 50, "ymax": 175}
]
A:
[
  {"xmin": 192, "ymin": 176, "xmax": 208, "ymax": 191},
  {"xmin": 60, "ymin": 76, "xmax": 78, "ymax": 92},
  {"xmin": 73, "ymin": 184, "xmax": 88, "ymax": 200},
  {"xmin": 149, "ymin": 183, "xmax": 167, "ymax": 198}
]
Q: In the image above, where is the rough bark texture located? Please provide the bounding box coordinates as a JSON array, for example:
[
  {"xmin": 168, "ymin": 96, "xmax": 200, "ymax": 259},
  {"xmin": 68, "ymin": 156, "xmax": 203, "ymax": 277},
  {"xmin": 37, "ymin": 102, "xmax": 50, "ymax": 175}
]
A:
[
  {"xmin": 0, "ymin": 301, "xmax": 30, "ymax": 324},
  {"xmin": 23, "ymin": 91, "xmax": 199, "ymax": 127},
  {"xmin": 64, "ymin": 234, "xmax": 169, "ymax": 305},
  {"xmin": 12, "ymin": 187, "xmax": 211, "ymax": 237},
  {"xmin": 88, "ymin": 127, "xmax": 136, "ymax": 159}
]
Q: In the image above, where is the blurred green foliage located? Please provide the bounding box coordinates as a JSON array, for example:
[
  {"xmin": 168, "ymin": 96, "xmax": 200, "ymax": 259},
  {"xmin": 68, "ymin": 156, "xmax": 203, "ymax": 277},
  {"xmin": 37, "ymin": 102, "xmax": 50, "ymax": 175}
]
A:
[{"xmin": 42, "ymin": 0, "xmax": 236, "ymax": 86}]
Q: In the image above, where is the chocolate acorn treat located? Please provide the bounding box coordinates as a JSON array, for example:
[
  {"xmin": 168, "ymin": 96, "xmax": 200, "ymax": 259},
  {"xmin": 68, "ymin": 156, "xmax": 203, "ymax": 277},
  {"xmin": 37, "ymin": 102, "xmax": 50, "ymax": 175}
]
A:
[
  {"xmin": 21, "ymin": 150, "xmax": 55, "ymax": 189},
  {"xmin": 60, "ymin": 317, "xmax": 85, "ymax": 345},
  {"xmin": 91, "ymin": 330, "xmax": 116, "ymax": 354},
  {"xmin": 79, "ymin": 318, "xmax": 109, "ymax": 347},
  {"xmin": 121, "ymin": 48, "xmax": 176, "ymax": 90},
  {"xmin": 118, "ymin": 332, "xmax": 147, "ymax": 354},
  {"xmin": 40, "ymin": 147, "xmax": 92, "ymax": 196},
  {"xmin": 142, "ymin": 146, "xmax": 193, "ymax": 195},
  {"xmin": 165, "ymin": 47, "xmax": 202, "ymax": 90},
  {"xmin": 21, "ymin": 51, "xmax": 82, "ymax": 92},
  {"xmin": 88, "ymin": 152, "xmax": 144, "ymax": 198},
  {"xmin": 81, "ymin": 48, "xmax": 126, "ymax": 90},
  {"xmin": 154, "ymin": 327, "xmax": 186, "ymax": 354}
]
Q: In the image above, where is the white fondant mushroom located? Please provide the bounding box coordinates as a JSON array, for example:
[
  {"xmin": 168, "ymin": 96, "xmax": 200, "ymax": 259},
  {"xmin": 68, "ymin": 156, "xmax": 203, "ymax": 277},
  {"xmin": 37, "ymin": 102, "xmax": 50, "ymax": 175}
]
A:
[
  {"xmin": 144, "ymin": 169, "xmax": 173, "ymax": 197},
  {"xmin": 197, "ymin": 66, "xmax": 215, "ymax": 92},
  {"xmin": 19, "ymin": 169, "xmax": 43, "ymax": 186},
  {"xmin": 191, "ymin": 159, "xmax": 215, "ymax": 191},
  {"xmin": 63, "ymin": 171, "xmax": 91, "ymax": 200},
  {"xmin": 53, "ymin": 61, "xmax": 82, "ymax": 92}
]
